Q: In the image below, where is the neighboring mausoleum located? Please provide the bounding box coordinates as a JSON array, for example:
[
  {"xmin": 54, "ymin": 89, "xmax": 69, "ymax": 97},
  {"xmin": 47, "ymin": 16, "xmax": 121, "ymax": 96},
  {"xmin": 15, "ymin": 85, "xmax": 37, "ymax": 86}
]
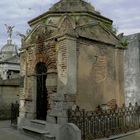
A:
[
  {"xmin": 19, "ymin": 0, "xmax": 125, "ymax": 139},
  {"xmin": 0, "ymin": 25, "xmax": 20, "ymax": 80},
  {"xmin": 0, "ymin": 25, "xmax": 20, "ymax": 120},
  {"xmin": 124, "ymin": 33, "xmax": 140, "ymax": 105}
]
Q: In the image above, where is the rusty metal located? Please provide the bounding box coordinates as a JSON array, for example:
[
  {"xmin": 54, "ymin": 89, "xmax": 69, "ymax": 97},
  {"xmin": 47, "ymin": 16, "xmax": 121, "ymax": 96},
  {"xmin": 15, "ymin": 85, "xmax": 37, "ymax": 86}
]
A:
[{"xmin": 68, "ymin": 103, "xmax": 140, "ymax": 140}]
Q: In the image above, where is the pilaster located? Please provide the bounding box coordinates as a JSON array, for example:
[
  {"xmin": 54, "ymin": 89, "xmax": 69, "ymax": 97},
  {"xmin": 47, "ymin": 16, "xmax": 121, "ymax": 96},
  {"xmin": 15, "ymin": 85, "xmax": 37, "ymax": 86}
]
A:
[{"xmin": 47, "ymin": 35, "xmax": 77, "ymax": 124}]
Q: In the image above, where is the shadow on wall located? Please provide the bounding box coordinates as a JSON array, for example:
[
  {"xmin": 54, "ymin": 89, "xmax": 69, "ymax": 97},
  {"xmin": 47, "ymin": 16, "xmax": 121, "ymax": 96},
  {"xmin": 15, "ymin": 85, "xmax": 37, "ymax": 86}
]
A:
[
  {"xmin": 0, "ymin": 78, "xmax": 20, "ymax": 120},
  {"xmin": 0, "ymin": 104, "xmax": 11, "ymax": 120}
]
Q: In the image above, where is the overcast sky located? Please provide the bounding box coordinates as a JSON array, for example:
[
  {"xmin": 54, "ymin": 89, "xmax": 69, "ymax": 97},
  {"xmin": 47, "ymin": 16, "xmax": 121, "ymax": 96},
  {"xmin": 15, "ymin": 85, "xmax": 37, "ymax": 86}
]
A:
[{"xmin": 0, "ymin": 0, "xmax": 140, "ymax": 48}]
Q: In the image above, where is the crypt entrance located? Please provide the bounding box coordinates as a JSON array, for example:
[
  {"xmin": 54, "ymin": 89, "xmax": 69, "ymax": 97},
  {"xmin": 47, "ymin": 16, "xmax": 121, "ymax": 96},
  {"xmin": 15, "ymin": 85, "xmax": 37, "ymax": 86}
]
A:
[{"xmin": 36, "ymin": 62, "xmax": 48, "ymax": 120}]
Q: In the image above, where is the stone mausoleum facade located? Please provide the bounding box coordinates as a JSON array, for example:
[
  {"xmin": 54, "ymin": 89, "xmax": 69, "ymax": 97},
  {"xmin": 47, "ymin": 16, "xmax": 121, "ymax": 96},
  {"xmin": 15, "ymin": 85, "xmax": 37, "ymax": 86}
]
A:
[
  {"xmin": 124, "ymin": 33, "xmax": 140, "ymax": 105},
  {"xmin": 18, "ymin": 0, "xmax": 125, "ymax": 137},
  {"xmin": 0, "ymin": 36, "xmax": 20, "ymax": 80}
]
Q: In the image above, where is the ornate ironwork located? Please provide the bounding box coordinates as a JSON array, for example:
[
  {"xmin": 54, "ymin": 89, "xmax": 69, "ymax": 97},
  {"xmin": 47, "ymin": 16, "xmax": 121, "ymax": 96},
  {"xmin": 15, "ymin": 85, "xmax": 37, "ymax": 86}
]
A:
[
  {"xmin": 68, "ymin": 103, "xmax": 140, "ymax": 140},
  {"xmin": 11, "ymin": 102, "xmax": 19, "ymax": 128}
]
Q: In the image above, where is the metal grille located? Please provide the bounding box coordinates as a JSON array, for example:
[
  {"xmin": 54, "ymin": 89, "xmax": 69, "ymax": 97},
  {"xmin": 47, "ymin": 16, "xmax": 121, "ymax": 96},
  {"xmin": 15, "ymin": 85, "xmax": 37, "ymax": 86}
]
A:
[
  {"xmin": 68, "ymin": 103, "xmax": 140, "ymax": 140},
  {"xmin": 36, "ymin": 62, "xmax": 47, "ymax": 120}
]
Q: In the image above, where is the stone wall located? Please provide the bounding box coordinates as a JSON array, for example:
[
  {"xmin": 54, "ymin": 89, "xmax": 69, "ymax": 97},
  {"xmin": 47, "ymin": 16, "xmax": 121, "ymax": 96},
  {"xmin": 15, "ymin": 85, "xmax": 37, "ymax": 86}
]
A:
[
  {"xmin": 124, "ymin": 33, "xmax": 140, "ymax": 105},
  {"xmin": 76, "ymin": 39, "xmax": 124, "ymax": 110},
  {"xmin": 0, "ymin": 78, "xmax": 20, "ymax": 119}
]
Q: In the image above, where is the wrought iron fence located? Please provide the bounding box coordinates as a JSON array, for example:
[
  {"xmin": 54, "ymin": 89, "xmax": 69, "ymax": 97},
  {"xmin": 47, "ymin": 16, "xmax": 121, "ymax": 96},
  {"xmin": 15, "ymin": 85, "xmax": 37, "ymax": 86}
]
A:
[
  {"xmin": 11, "ymin": 102, "xmax": 19, "ymax": 127},
  {"xmin": 68, "ymin": 103, "xmax": 140, "ymax": 140}
]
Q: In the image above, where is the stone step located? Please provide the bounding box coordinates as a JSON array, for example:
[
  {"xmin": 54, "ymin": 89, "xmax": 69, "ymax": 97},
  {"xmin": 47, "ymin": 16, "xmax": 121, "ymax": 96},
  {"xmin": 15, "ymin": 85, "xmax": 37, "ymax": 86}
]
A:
[
  {"xmin": 23, "ymin": 126, "xmax": 49, "ymax": 135},
  {"xmin": 23, "ymin": 126, "xmax": 55, "ymax": 140}
]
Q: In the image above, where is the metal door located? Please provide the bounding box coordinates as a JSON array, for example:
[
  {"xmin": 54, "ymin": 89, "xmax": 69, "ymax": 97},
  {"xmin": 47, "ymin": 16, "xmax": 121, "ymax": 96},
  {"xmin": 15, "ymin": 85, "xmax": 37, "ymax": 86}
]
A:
[{"xmin": 36, "ymin": 62, "xmax": 47, "ymax": 120}]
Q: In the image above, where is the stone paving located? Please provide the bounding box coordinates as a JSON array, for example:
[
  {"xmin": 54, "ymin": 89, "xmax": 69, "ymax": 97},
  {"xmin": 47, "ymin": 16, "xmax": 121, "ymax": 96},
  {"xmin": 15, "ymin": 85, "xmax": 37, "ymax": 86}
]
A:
[
  {"xmin": 1, "ymin": 120, "xmax": 140, "ymax": 140},
  {"xmin": 117, "ymin": 132, "xmax": 140, "ymax": 140},
  {"xmin": 0, "ymin": 120, "xmax": 37, "ymax": 140}
]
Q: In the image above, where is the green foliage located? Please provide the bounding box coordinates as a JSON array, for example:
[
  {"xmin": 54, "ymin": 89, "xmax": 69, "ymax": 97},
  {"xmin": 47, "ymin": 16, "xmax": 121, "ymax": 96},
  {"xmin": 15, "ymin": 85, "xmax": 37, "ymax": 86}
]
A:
[
  {"xmin": 101, "ymin": 23, "xmax": 118, "ymax": 35},
  {"xmin": 116, "ymin": 38, "xmax": 129, "ymax": 49},
  {"xmin": 121, "ymin": 38, "xmax": 129, "ymax": 48}
]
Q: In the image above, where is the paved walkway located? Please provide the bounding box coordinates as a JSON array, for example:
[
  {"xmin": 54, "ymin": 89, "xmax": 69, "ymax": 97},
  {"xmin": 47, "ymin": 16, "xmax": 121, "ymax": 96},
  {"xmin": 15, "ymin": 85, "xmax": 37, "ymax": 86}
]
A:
[
  {"xmin": 0, "ymin": 120, "xmax": 37, "ymax": 140},
  {"xmin": 117, "ymin": 132, "xmax": 140, "ymax": 140},
  {"xmin": 100, "ymin": 130, "xmax": 140, "ymax": 140},
  {"xmin": 1, "ymin": 120, "xmax": 140, "ymax": 140}
]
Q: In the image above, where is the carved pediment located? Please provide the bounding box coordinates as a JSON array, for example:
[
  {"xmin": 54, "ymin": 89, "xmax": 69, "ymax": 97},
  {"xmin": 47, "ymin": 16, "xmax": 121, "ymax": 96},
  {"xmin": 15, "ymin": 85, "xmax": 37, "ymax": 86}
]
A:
[
  {"xmin": 57, "ymin": 15, "xmax": 77, "ymax": 37},
  {"xmin": 76, "ymin": 22, "xmax": 119, "ymax": 45},
  {"xmin": 23, "ymin": 23, "xmax": 57, "ymax": 46}
]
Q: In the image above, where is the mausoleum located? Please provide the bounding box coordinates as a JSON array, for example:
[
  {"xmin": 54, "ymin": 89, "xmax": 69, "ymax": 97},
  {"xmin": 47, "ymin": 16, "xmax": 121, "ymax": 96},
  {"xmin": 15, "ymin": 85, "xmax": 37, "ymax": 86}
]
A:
[
  {"xmin": 0, "ymin": 25, "xmax": 20, "ymax": 80},
  {"xmin": 19, "ymin": 0, "xmax": 125, "ymax": 139}
]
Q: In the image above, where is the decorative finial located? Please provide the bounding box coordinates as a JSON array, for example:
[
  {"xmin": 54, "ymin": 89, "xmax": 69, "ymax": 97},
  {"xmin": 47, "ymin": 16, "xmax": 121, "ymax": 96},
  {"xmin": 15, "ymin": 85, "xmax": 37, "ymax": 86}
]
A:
[{"xmin": 5, "ymin": 24, "xmax": 15, "ymax": 39}]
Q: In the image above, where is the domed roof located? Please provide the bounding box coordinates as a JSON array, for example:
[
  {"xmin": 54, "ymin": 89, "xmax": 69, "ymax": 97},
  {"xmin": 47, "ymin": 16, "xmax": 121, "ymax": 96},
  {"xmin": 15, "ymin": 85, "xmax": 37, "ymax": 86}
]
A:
[
  {"xmin": 0, "ymin": 40, "xmax": 18, "ymax": 58},
  {"xmin": 1, "ymin": 44, "xmax": 17, "ymax": 53},
  {"xmin": 49, "ymin": 0, "xmax": 95, "ymax": 13},
  {"xmin": 0, "ymin": 41, "xmax": 18, "ymax": 61}
]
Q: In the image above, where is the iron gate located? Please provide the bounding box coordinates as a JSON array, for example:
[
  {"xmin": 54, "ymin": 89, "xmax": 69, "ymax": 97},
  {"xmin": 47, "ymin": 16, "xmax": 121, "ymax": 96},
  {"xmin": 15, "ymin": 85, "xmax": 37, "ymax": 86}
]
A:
[{"xmin": 36, "ymin": 62, "xmax": 48, "ymax": 120}]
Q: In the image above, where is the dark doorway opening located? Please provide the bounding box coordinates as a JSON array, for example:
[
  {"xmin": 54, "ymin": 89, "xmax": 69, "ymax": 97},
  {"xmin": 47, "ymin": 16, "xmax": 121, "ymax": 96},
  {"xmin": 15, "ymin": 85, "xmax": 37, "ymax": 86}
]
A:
[{"xmin": 36, "ymin": 62, "xmax": 47, "ymax": 120}]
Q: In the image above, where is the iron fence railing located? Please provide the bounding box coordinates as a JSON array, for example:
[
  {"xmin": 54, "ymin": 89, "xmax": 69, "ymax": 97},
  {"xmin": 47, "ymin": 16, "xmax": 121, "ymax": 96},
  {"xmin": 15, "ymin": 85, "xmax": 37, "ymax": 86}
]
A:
[
  {"xmin": 11, "ymin": 102, "xmax": 19, "ymax": 127},
  {"xmin": 68, "ymin": 103, "xmax": 140, "ymax": 140}
]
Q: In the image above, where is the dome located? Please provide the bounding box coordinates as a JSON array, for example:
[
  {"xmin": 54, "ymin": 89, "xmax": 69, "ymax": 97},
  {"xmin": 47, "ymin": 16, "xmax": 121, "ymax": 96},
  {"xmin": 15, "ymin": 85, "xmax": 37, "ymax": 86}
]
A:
[
  {"xmin": 49, "ymin": 0, "xmax": 95, "ymax": 13},
  {"xmin": 1, "ymin": 43, "xmax": 17, "ymax": 54},
  {"xmin": 0, "ymin": 40, "xmax": 18, "ymax": 60}
]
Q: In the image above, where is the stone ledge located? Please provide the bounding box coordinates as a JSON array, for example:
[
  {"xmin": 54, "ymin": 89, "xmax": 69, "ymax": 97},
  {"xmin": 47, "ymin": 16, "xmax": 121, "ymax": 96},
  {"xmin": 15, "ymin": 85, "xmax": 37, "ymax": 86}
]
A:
[
  {"xmin": 31, "ymin": 120, "xmax": 46, "ymax": 125},
  {"xmin": 0, "ymin": 78, "xmax": 20, "ymax": 86}
]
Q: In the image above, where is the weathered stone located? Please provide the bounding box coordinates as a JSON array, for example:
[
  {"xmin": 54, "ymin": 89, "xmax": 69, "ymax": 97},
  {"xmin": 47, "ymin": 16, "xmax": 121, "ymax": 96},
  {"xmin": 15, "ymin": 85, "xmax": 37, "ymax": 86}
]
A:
[
  {"xmin": 64, "ymin": 94, "xmax": 76, "ymax": 102},
  {"xmin": 0, "ymin": 79, "xmax": 20, "ymax": 119},
  {"xmin": 124, "ymin": 33, "xmax": 140, "ymax": 105},
  {"xmin": 76, "ymin": 41, "xmax": 124, "ymax": 110},
  {"xmin": 59, "ymin": 123, "xmax": 81, "ymax": 140}
]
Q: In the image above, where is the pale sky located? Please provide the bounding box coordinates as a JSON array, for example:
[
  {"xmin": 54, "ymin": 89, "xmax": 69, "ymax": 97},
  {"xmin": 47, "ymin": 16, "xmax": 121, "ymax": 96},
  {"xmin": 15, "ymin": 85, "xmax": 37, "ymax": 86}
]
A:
[{"xmin": 0, "ymin": 0, "xmax": 140, "ymax": 48}]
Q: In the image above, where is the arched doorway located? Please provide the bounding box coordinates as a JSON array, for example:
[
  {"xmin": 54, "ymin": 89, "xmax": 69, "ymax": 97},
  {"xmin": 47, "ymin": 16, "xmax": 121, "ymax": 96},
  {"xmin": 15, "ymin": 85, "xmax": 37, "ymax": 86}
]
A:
[{"xmin": 36, "ymin": 62, "xmax": 47, "ymax": 120}]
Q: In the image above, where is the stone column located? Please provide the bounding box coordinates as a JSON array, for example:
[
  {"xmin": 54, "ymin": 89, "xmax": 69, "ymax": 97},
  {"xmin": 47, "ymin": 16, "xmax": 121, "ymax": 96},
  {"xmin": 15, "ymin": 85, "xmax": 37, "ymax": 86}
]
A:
[
  {"xmin": 47, "ymin": 35, "xmax": 77, "ymax": 124},
  {"xmin": 18, "ymin": 75, "xmax": 36, "ymax": 128}
]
